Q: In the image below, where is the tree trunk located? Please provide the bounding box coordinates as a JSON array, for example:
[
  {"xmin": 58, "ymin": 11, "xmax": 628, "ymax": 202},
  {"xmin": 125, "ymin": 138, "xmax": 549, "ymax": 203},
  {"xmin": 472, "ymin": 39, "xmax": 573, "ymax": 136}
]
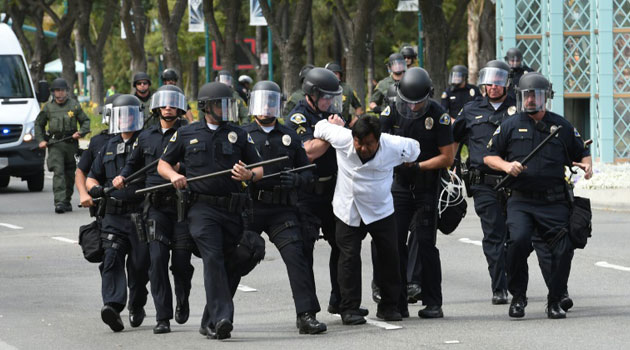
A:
[
  {"xmin": 74, "ymin": 29, "xmax": 84, "ymax": 94},
  {"xmin": 306, "ymin": 12, "xmax": 314, "ymax": 65},
  {"xmin": 157, "ymin": 0, "xmax": 187, "ymax": 85},
  {"xmin": 366, "ymin": 25, "xmax": 375, "ymax": 102},
  {"xmin": 121, "ymin": 0, "xmax": 148, "ymax": 76},
  {"xmin": 467, "ymin": 0, "xmax": 481, "ymax": 84},
  {"xmin": 204, "ymin": 0, "xmax": 241, "ymax": 79},
  {"xmin": 478, "ymin": 0, "xmax": 496, "ymax": 67},
  {"xmin": 255, "ymin": 26, "xmax": 267, "ymax": 81},
  {"xmin": 280, "ymin": 46, "xmax": 301, "ymax": 94},
  {"xmin": 191, "ymin": 60, "xmax": 199, "ymax": 100}
]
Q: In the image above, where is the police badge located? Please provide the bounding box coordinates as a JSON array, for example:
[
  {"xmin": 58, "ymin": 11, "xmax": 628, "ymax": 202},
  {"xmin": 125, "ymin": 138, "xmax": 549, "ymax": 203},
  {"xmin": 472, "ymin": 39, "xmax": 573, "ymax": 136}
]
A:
[
  {"xmin": 508, "ymin": 106, "xmax": 517, "ymax": 115},
  {"xmin": 425, "ymin": 117, "xmax": 434, "ymax": 130},
  {"xmin": 228, "ymin": 131, "xmax": 238, "ymax": 143},
  {"xmin": 469, "ymin": 88, "xmax": 475, "ymax": 97},
  {"xmin": 282, "ymin": 134, "xmax": 291, "ymax": 146}
]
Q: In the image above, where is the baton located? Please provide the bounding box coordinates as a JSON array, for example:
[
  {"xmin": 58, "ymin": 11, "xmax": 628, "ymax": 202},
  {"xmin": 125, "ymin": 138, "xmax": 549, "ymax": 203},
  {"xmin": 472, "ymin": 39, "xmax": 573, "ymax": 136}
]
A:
[
  {"xmin": 260, "ymin": 163, "xmax": 317, "ymax": 180},
  {"xmin": 32, "ymin": 131, "xmax": 90, "ymax": 151},
  {"xmin": 493, "ymin": 125, "xmax": 562, "ymax": 191},
  {"xmin": 103, "ymin": 159, "xmax": 159, "ymax": 195},
  {"xmin": 135, "ymin": 156, "xmax": 289, "ymax": 195}
]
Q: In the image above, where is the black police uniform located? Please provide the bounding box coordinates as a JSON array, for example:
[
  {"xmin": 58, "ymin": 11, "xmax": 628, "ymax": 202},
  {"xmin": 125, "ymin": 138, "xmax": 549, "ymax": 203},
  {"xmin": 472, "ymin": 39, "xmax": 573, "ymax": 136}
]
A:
[
  {"xmin": 88, "ymin": 133, "xmax": 150, "ymax": 317},
  {"xmin": 286, "ymin": 99, "xmax": 341, "ymax": 310},
  {"xmin": 507, "ymin": 65, "xmax": 534, "ymax": 99},
  {"xmin": 120, "ymin": 119, "xmax": 195, "ymax": 324},
  {"xmin": 453, "ymin": 95, "xmax": 518, "ymax": 295},
  {"xmin": 379, "ymin": 99, "xmax": 453, "ymax": 313},
  {"xmin": 161, "ymin": 121, "xmax": 262, "ymax": 331},
  {"xmin": 242, "ymin": 121, "xmax": 321, "ymax": 316},
  {"xmin": 486, "ymin": 111, "xmax": 589, "ymax": 305},
  {"xmin": 77, "ymin": 130, "xmax": 112, "ymax": 175},
  {"xmin": 440, "ymin": 84, "xmax": 481, "ymax": 120}
]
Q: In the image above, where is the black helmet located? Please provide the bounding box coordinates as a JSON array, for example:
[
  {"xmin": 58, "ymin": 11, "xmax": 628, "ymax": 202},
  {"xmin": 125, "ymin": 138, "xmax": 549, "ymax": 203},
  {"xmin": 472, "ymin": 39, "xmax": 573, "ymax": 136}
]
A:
[
  {"xmin": 449, "ymin": 65, "xmax": 468, "ymax": 85},
  {"xmin": 132, "ymin": 72, "xmax": 151, "ymax": 86},
  {"xmin": 516, "ymin": 72, "xmax": 553, "ymax": 113},
  {"xmin": 198, "ymin": 82, "xmax": 238, "ymax": 123},
  {"xmin": 109, "ymin": 94, "xmax": 143, "ymax": 133},
  {"xmin": 388, "ymin": 53, "xmax": 407, "ymax": 74},
  {"xmin": 161, "ymin": 68, "xmax": 179, "ymax": 82},
  {"xmin": 478, "ymin": 60, "xmax": 511, "ymax": 88},
  {"xmin": 325, "ymin": 62, "xmax": 343, "ymax": 74},
  {"xmin": 302, "ymin": 67, "xmax": 343, "ymax": 114},
  {"xmin": 396, "ymin": 67, "xmax": 433, "ymax": 119},
  {"xmin": 50, "ymin": 78, "xmax": 69, "ymax": 91},
  {"xmin": 299, "ymin": 64, "xmax": 315, "ymax": 83},
  {"xmin": 216, "ymin": 70, "xmax": 233, "ymax": 87},
  {"xmin": 252, "ymin": 80, "xmax": 281, "ymax": 93},
  {"xmin": 400, "ymin": 46, "xmax": 417, "ymax": 59},
  {"xmin": 150, "ymin": 84, "xmax": 187, "ymax": 115},
  {"xmin": 504, "ymin": 47, "xmax": 524, "ymax": 68},
  {"xmin": 249, "ymin": 80, "xmax": 283, "ymax": 121}
]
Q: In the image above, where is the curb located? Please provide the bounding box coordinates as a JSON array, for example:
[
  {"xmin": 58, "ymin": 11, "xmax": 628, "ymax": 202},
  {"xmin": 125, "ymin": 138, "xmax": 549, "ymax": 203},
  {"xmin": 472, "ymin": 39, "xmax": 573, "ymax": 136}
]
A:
[{"xmin": 574, "ymin": 188, "xmax": 630, "ymax": 212}]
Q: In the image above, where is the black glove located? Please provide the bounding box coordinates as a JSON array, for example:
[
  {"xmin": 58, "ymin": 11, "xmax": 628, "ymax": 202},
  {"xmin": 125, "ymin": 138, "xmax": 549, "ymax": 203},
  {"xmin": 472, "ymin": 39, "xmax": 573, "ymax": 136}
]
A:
[
  {"xmin": 88, "ymin": 185, "xmax": 105, "ymax": 198},
  {"xmin": 372, "ymin": 105, "xmax": 382, "ymax": 114},
  {"xmin": 280, "ymin": 171, "xmax": 301, "ymax": 188}
]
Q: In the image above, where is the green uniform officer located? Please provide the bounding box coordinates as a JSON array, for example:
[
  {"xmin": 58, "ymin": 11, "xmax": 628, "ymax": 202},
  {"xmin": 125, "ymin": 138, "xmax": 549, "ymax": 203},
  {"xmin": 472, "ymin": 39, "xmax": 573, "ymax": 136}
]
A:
[
  {"xmin": 325, "ymin": 62, "xmax": 364, "ymax": 127},
  {"xmin": 369, "ymin": 53, "xmax": 407, "ymax": 113},
  {"xmin": 35, "ymin": 78, "xmax": 90, "ymax": 213},
  {"xmin": 283, "ymin": 64, "xmax": 314, "ymax": 117},
  {"xmin": 132, "ymin": 72, "xmax": 155, "ymax": 128}
]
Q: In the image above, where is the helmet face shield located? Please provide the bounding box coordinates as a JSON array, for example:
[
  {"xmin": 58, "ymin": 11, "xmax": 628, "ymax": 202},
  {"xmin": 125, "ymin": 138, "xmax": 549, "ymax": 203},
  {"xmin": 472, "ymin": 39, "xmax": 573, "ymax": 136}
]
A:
[
  {"xmin": 449, "ymin": 71, "xmax": 465, "ymax": 85},
  {"xmin": 389, "ymin": 59, "xmax": 407, "ymax": 74},
  {"xmin": 109, "ymin": 106, "xmax": 144, "ymax": 133},
  {"xmin": 317, "ymin": 93, "xmax": 343, "ymax": 115},
  {"xmin": 101, "ymin": 103, "xmax": 113, "ymax": 125},
  {"xmin": 200, "ymin": 97, "xmax": 238, "ymax": 123},
  {"xmin": 218, "ymin": 74, "xmax": 233, "ymax": 87},
  {"xmin": 248, "ymin": 90, "xmax": 283, "ymax": 118},
  {"xmin": 478, "ymin": 67, "xmax": 509, "ymax": 87},
  {"xmin": 150, "ymin": 90, "xmax": 187, "ymax": 112},
  {"xmin": 516, "ymin": 89, "xmax": 548, "ymax": 113},
  {"xmin": 395, "ymin": 95, "xmax": 430, "ymax": 120}
]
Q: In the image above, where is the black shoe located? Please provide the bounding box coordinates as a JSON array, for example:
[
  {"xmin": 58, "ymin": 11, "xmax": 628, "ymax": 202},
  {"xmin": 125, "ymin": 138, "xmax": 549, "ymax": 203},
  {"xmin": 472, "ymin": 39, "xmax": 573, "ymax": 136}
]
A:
[
  {"xmin": 376, "ymin": 309, "xmax": 402, "ymax": 321},
  {"xmin": 213, "ymin": 319, "xmax": 233, "ymax": 340},
  {"xmin": 199, "ymin": 326, "xmax": 209, "ymax": 336},
  {"xmin": 401, "ymin": 309, "xmax": 410, "ymax": 318},
  {"xmin": 492, "ymin": 290, "xmax": 509, "ymax": 305},
  {"xmin": 55, "ymin": 203, "xmax": 65, "ymax": 214},
  {"xmin": 371, "ymin": 280, "xmax": 381, "ymax": 304},
  {"xmin": 560, "ymin": 293, "xmax": 573, "ymax": 312},
  {"xmin": 62, "ymin": 202, "xmax": 73, "ymax": 212},
  {"xmin": 509, "ymin": 295, "xmax": 527, "ymax": 318},
  {"xmin": 546, "ymin": 301, "xmax": 567, "ymax": 319},
  {"xmin": 153, "ymin": 320, "xmax": 171, "ymax": 334},
  {"xmin": 418, "ymin": 305, "xmax": 444, "ymax": 319},
  {"xmin": 297, "ymin": 313, "xmax": 327, "ymax": 334},
  {"xmin": 327, "ymin": 304, "xmax": 369, "ymax": 317},
  {"xmin": 129, "ymin": 308, "xmax": 145, "ymax": 328},
  {"xmin": 175, "ymin": 299, "xmax": 189, "ymax": 324},
  {"xmin": 101, "ymin": 305, "xmax": 124, "ymax": 332},
  {"xmin": 407, "ymin": 284, "xmax": 422, "ymax": 304},
  {"xmin": 341, "ymin": 312, "xmax": 366, "ymax": 325}
]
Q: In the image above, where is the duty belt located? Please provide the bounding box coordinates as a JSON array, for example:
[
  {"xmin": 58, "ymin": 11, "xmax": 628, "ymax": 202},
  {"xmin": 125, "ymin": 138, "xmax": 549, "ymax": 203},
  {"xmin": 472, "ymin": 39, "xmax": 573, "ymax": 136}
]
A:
[
  {"xmin": 254, "ymin": 188, "xmax": 298, "ymax": 206},
  {"xmin": 104, "ymin": 197, "xmax": 141, "ymax": 215},
  {"xmin": 192, "ymin": 193, "xmax": 231, "ymax": 208},
  {"xmin": 191, "ymin": 192, "xmax": 250, "ymax": 213},
  {"xmin": 148, "ymin": 191, "xmax": 177, "ymax": 208},
  {"xmin": 510, "ymin": 185, "xmax": 567, "ymax": 202},
  {"xmin": 470, "ymin": 169, "xmax": 503, "ymax": 187}
]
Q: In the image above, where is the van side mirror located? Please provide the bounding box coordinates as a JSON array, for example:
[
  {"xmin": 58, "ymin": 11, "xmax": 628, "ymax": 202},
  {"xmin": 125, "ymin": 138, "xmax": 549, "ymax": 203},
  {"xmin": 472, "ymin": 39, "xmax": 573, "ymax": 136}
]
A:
[{"xmin": 36, "ymin": 80, "xmax": 50, "ymax": 103}]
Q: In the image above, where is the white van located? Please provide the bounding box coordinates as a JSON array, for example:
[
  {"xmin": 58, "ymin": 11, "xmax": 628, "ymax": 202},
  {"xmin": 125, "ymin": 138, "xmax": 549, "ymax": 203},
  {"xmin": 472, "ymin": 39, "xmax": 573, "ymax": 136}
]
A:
[{"xmin": 0, "ymin": 22, "xmax": 49, "ymax": 191}]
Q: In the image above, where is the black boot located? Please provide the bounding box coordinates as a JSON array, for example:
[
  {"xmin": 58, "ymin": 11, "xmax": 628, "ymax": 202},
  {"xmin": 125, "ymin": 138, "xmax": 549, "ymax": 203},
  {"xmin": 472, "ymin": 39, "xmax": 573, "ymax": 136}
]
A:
[{"xmin": 297, "ymin": 313, "xmax": 327, "ymax": 334}]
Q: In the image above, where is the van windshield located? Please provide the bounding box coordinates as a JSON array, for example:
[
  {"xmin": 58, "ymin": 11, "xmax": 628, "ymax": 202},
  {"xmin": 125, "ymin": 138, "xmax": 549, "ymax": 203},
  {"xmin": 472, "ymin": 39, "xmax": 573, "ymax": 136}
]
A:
[{"xmin": 0, "ymin": 55, "xmax": 34, "ymax": 99}]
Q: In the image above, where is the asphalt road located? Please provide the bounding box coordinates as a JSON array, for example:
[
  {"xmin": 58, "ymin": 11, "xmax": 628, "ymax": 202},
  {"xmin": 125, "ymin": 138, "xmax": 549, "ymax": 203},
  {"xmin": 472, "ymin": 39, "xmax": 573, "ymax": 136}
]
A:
[{"xmin": 1, "ymin": 174, "xmax": 629, "ymax": 350}]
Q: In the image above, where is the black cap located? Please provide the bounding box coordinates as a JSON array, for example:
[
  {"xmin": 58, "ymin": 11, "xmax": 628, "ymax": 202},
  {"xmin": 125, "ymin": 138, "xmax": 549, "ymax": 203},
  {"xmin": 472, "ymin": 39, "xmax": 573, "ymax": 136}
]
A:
[
  {"xmin": 133, "ymin": 72, "xmax": 151, "ymax": 86},
  {"xmin": 397, "ymin": 67, "xmax": 433, "ymax": 102},
  {"xmin": 161, "ymin": 68, "xmax": 179, "ymax": 82},
  {"xmin": 302, "ymin": 67, "xmax": 342, "ymax": 96}
]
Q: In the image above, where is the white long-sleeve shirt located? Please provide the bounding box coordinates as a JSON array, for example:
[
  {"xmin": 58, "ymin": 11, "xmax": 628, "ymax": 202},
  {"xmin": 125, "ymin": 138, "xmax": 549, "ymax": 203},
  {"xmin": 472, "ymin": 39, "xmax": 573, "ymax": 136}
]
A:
[{"xmin": 313, "ymin": 120, "xmax": 421, "ymax": 227}]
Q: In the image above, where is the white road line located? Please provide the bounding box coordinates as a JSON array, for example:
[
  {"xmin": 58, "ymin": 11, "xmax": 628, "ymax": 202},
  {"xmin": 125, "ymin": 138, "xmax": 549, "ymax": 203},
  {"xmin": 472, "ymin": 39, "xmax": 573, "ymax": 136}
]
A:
[
  {"xmin": 458, "ymin": 238, "xmax": 482, "ymax": 246},
  {"xmin": 237, "ymin": 284, "xmax": 257, "ymax": 292},
  {"xmin": 332, "ymin": 314, "xmax": 402, "ymax": 330},
  {"xmin": 445, "ymin": 340, "xmax": 461, "ymax": 344},
  {"xmin": 51, "ymin": 236, "xmax": 78, "ymax": 244},
  {"xmin": 595, "ymin": 261, "xmax": 630, "ymax": 272},
  {"xmin": 0, "ymin": 223, "xmax": 23, "ymax": 229}
]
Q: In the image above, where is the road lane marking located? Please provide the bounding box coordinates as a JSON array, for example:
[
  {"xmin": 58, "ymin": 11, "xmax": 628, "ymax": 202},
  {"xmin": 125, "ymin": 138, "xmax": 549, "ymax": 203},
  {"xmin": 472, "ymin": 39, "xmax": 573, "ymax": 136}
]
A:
[
  {"xmin": 237, "ymin": 284, "xmax": 257, "ymax": 292},
  {"xmin": 445, "ymin": 340, "xmax": 461, "ymax": 344},
  {"xmin": 0, "ymin": 338, "xmax": 18, "ymax": 350},
  {"xmin": 0, "ymin": 223, "xmax": 23, "ymax": 229},
  {"xmin": 332, "ymin": 314, "xmax": 402, "ymax": 330},
  {"xmin": 458, "ymin": 238, "xmax": 482, "ymax": 246},
  {"xmin": 595, "ymin": 261, "xmax": 630, "ymax": 272},
  {"xmin": 51, "ymin": 236, "xmax": 78, "ymax": 244}
]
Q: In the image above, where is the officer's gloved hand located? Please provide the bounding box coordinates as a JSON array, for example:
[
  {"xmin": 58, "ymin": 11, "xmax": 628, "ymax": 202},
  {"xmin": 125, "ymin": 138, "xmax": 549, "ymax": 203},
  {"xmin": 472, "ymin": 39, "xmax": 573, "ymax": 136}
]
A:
[
  {"xmin": 88, "ymin": 185, "xmax": 105, "ymax": 198},
  {"xmin": 280, "ymin": 171, "xmax": 301, "ymax": 189}
]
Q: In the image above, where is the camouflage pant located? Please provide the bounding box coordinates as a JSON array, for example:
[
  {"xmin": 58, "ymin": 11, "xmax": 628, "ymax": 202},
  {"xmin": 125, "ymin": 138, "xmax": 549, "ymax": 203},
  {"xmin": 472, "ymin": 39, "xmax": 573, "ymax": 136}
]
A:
[{"xmin": 46, "ymin": 140, "xmax": 77, "ymax": 204}]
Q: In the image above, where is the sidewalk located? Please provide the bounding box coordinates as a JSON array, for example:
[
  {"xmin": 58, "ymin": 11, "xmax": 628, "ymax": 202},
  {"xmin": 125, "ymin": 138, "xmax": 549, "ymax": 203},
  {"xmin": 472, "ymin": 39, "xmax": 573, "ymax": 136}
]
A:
[{"xmin": 573, "ymin": 188, "xmax": 630, "ymax": 212}]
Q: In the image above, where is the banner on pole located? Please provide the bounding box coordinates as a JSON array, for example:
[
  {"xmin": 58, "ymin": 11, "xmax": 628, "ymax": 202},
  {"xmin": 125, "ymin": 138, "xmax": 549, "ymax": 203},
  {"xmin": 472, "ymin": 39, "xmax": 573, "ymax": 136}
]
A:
[
  {"xmin": 396, "ymin": 0, "xmax": 419, "ymax": 12},
  {"xmin": 249, "ymin": 0, "xmax": 267, "ymax": 26},
  {"xmin": 189, "ymin": 0, "xmax": 204, "ymax": 32}
]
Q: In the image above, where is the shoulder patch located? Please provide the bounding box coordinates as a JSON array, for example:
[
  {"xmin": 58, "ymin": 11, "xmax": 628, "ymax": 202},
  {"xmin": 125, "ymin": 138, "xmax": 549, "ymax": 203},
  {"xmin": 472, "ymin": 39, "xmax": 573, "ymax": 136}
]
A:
[
  {"xmin": 381, "ymin": 105, "xmax": 391, "ymax": 117},
  {"xmin": 169, "ymin": 131, "xmax": 178, "ymax": 142},
  {"xmin": 290, "ymin": 113, "xmax": 306, "ymax": 124},
  {"xmin": 574, "ymin": 128, "xmax": 581, "ymax": 138},
  {"xmin": 247, "ymin": 133, "xmax": 255, "ymax": 144},
  {"xmin": 441, "ymin": 92, "xmax": 447, "ymax": 99},
  {"xmin": 439, "ymin": 113, "xmax": 451, "ymax": 125},
  {"xmin": 493, "ymin": 126, "xmax": 501, "ymax": 136}
]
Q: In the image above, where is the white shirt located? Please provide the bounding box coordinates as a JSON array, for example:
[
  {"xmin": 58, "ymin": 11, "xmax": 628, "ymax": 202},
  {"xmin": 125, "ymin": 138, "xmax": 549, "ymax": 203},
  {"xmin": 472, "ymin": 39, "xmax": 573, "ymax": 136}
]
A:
[{"xmin": 314, "ymin": 120, "xmax": 420, "ymax": 226}]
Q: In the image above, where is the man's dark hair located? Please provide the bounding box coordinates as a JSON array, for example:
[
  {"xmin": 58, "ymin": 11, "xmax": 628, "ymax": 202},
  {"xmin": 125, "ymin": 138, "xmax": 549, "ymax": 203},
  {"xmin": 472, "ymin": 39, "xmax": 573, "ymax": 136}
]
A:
[{"xmin": 352, "ymin": 114, "xmax": 381, "ymax": 141}]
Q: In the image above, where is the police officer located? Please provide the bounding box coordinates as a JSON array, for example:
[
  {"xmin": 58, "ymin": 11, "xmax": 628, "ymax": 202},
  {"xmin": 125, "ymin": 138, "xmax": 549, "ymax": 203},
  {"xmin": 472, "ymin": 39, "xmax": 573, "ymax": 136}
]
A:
[
  {"xmin": 161, "ymin": 68, "xmax": 195, "ymax": 123},
  {"xmin": 484, "ymin": 73, "xmax": 592, "ymax": 319},
  {"xmin": 113, "ymin": 85, "xmax": 194, "ymax": 334},
  {"xmin": 35, "ymin": 77, "xmax": 90, "ymax": 213},
  {"xmin": 452, "ymin": 59, "xmax": 516, "ymax": 305},
  {"xmin": 242, "ymin": 80, "xmax": 327, "ymax": 334},
  {"xmin": 379, "ymin": 67, "xmax": 454, "ymax": 319},
  {"xmin": 132, "ymin": 72, "xmax": 155, "ymax": 127},
  {"xmin": 441, "ymin": 65, "xmax": 481, "ymax": 121},
  {"xmin": 325, "ymin": 62, "xmax": 364, "ymax": 126},
  {"xmin": 75, "ymin": 93, "xmax": 120, "ymax": 209},
  {"xmin": 158, "ymin": 82, "xmax": 264, "ymax": 339},
  {"xmin": 236, "ymin": 75, "xmax": 253, "ymax": 102},
  {"xmin": 284, "ymin": 64, "xmax": 314, "ymax": 117},
  {"xmin": 86, "ymin": 94, "xmax": 150, "ymax": 332},
  {"xmin": 287, "ymin": 67, "xmax": 368, "ymax": 318},
  {"xmin": 504, "ymin": 47, "xmax": 534, "ymax": 98},
  {"xmin": 216, "ymin": 70, "xmax": 249, "ymax": 125},
  {"xmin": 369, "ymin": 53, "xmax": 407, "ymax": 113},
  {"xmin": 400, "ymin": 46, "xmax": 417, "ymax": 68}
]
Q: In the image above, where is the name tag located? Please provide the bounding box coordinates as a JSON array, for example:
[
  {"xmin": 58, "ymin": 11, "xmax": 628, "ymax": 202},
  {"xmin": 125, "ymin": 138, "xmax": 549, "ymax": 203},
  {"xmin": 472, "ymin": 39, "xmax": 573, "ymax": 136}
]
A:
[
  {"xmin": 450, "ymin": 96, "xmax": 456, "ymax": 100},
  {"xmin": 475, "ymin": 115, "xmax": 483, "ymax": 119},
  {"xmin": 518, "ymin": 128, "xmax": 528, "ymax": 132}
]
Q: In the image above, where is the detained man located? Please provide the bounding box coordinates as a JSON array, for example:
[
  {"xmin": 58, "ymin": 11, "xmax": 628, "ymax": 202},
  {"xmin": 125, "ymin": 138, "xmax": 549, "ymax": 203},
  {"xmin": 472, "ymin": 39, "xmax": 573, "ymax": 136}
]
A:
[{"xmin": 313, "ymin": 114, "xmax": 420, "ymax": 325}]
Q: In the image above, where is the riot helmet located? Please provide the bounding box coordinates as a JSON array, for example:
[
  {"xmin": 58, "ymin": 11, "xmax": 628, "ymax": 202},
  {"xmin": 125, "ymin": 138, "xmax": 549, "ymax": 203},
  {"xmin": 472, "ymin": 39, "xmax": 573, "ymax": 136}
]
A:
[
  {"xmin": 449, "ymin": 65, "xmax": 468, "ymax": 86},
  {"xmin": 161, "ymin": 68, "xmax": 179, "ymax": 84},
  {"xmin": 478, "ymin": 60, "xmax": 511, "ymax": 87},
  {"xmin": 504, "ymin": 47, "xmax": 524, "ymax": 68},
  {"xmin": 150, "ymin": 85, "xmax": 187, "ymax": 121},
  {"xmin": 388, "ymin": 53, "xmax": 407, "ymax": 75},
  {"xmin": 133, "ymin": 72, "xmax": 151, "ymax": 94},
  {"xmin": 238, "ymin": 75, "xmax": 253, "ymax": 86},
  {"xmin": 248, "ymin": 80, "xmax": 283, "ymax": 125},
  {"xmin": 302, "ymin": 67, "xmax": 343, "ymax": 115},
  {"xmin": 50, "ymin": 78, "xmax": 69, "ymax": 103},
  {"xmin": 400, "ymin": 46, "xmax": 417, "ymax": 60},
  {"xmin": 100, "ymin": 93, "xmax": 121, "ymax": 126},
  {"xmin": 198, "ymin": 82, "xmax": 238, "ymax": 123},
  {"xmin": 516, "ymin": 72, "xmax": 553, "ymax": 114},
  {"xmin": 299, "ymin": 64, "xmax": 315, "ymax": 84},
  {"xmin": 325, "ymin": 62, "xmax": 343, "ymax": 80},
  {"xmin": 109, "ymin": 94, "xmax": 144, "ymax": 134},
  {"xmin": 395, "ymin": 67, "xmax": 433, "ymax": 119},
  {"xmin": 216, "ymin": 70, "xmax": 233, "ymax": 87}
]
